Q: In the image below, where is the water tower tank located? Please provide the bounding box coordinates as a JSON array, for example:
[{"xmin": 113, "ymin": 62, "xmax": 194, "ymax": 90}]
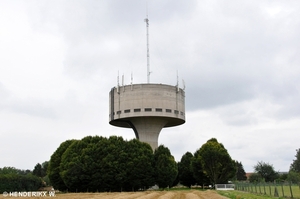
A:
[{"xmin": 109, "ymin": 83, "xmax": 185, "ymax": 150}]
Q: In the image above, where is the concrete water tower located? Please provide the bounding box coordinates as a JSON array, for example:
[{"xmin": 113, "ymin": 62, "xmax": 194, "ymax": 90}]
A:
[
  {"xmin": 109, "ymin": 83, "xmax": 185, "ymax": 150},
  {"xmin": 108, "ymin": 17, "xmax": 185, "ymax": 150}
]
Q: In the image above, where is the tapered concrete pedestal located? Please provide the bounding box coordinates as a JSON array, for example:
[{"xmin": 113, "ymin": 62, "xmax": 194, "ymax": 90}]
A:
[{"xmin": 130, "ymin": 117, "xmax": 167, "ymax": 150}]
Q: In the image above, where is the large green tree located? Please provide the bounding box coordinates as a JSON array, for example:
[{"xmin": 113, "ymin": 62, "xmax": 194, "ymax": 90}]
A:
[
  {"xmin": 59, "ymin": 136, "xmax": 104, "ymax": 192},
  {"xmin": 154, "ymin": 145, "xmax": 178, "ymax": 189},
  {"xmin": 290, "ymin": 148, "xmax": 300, "ymax": 173},
  {"xmin": 58, "ymin": 136, "xmax": 155, "ymax": 192},
  {"xmin": 235, "ymin": 161, "xmax": 247, "ymax": 181},
  {"xmin": 122, "ymin": 139, "xmax": 155, "ymax": 191},
  {"xmin": 48, "ymin": 139, "xmax": 77, "ymax": 191},
  {"xmin": 192, "ymin": 153, "xmax": 210, "ymax": 186},
  {"xmin": 178, "ymin": 152, "xmax": 196, "ymax": 188},
  {"xmin": 254, "ymin": 161, "xmax": 278, "ymax": 182},
  {"xmin": 195, "ymin": 138, "xmax": 236, "ymax": 185}
]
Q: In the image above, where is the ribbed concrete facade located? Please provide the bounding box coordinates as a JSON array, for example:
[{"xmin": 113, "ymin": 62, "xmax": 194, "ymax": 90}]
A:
[{"xmin": 109, "ymin": 83, "xmax": 185, "ymax": 150}]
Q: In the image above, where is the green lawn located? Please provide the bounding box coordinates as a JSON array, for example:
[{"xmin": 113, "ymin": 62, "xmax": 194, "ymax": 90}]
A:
[
  {"xmin": 218, "ymin": 190, "xmax": 284, "ymax": 199},
  {"xmin": 218, "ymin": 185, "xmax": 300, "ymax": 199},
  {"xmin": 234, "ymin": 184, "xmax": 300, "ymax": 199}
]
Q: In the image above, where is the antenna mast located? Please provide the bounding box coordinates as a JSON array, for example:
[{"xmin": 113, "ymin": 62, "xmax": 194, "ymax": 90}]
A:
[{"xmin": 144, "ymin": 14, "xmax": 150, "ymax": 83}]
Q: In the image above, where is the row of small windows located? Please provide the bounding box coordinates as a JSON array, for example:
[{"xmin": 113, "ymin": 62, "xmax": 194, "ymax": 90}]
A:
[{"xmin": 114, "ymin": 108, "xmax": 184, "ymax": 116}]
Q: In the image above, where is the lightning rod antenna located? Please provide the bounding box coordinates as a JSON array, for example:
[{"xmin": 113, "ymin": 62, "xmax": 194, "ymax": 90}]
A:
[{"xmin": 144, "ymin": 6, "xmax": 150, "ymax": 83}]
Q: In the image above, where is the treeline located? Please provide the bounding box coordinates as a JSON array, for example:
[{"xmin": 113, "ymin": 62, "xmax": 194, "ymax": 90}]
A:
[
  {"xmin": 48, "ymin": 136, "xmax": 177, "ymax": 192},
  {"xmin": 3, "ymin": 136, "xmax": 299, "ymax": 193},
  {"xmin": 48, "ymin": 136, "xmax": 239, "ymax": 192},
  {"xmin": 248, "ymin": 149, "xmax": 300, "ymax": 183},
  {"xmin": 0, "ymin": 167, "xmax": 43, "ymax": 192}
]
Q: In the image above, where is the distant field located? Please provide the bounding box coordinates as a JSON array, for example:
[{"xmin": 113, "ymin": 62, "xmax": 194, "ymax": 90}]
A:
[{"xmin": 0, "ymin": 190, "xmax": 228, "ymax": 199}]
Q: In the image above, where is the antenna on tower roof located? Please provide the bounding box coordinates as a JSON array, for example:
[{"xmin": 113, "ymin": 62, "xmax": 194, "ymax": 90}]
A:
[
  {"xmin": 176, "ymin": 70, "xmax": 179, "ymax": 92},
  {"xmin": 131, "ymin": 72, "xmax": 133, "ymax": 90},
  {"xmin": 117, "ymin": 71, "xmax": 120, "ymax": 93},
  {"xmin": 144, "ymin": 4, "xmax": 150, "ymax": 83}
]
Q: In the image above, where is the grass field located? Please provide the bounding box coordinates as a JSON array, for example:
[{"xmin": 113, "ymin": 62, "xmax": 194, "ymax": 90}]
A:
[
  {"xmin": 218, "ymin": 190, "xmax": 283, "ymax": 199},
  {"xmin": 235, "ymin": 184, "xmax": 300, "ymax": 198}
]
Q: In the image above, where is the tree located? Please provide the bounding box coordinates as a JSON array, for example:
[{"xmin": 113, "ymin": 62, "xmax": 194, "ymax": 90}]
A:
[
  {"xmin": 192, "ymin": 153, "xmax": 210, "ymax": 186},
  {"xmin": 48, "ymin": 139, "xmax": 77, "ymax": 191},
  {"xmin": 33, "ymin": 163, "xmax": 43, "ymax": 177},
  {"xmin": 287, "ymin": 171, "xmax": 300, "ymax": 183},
  {"xmin": 172, "ymin": 167, "xmax": 180, "ymax": 187},
  {"xmin": 41, "ymin": 161, "xmax": 49, "ymax": 177},
  {"xmin": 178, "ymin": 152, "xmax": 196, "ymax": 188},
  {"xmin": 249, "ymin": 173, "xmax": 262, "ymax": 183},
  {"xmin": 254, "ymin": 161, "xmax": 279, "ymax": 182},
  {"xmin": 195, "ymin": 138, "xmax": 236, "ymax": 185},
  {"xmin": 154, "ymin": 145, "xmax": 178, "ymax": 189},
  {"xmin": 0, "ymin": 167, "xmax": 43, "ymax": 192},
  {"xmin": 33, "ymin": 161, "xmax": 50, "ymax": 186},
  {"xmin": 122, "ymin": 139, "xmax": 155, "ymax": 191},
  {"xmin": 0, "ymin": 167, "xmax": 19, "ymax": 175},
  {"xmin": 58, "ymin": 136, "xmax": 155, "ymax": 192},
  {"xmin": 236, "ymin": 161, "xmax": 247, "ymax": 181},
  {"xmin": 290, "ymin": 148, "xmax": 300, "ymax": 173},
  {"xmin": 59, "ymin": 136, "xmax": 103, "ymax": 192}
]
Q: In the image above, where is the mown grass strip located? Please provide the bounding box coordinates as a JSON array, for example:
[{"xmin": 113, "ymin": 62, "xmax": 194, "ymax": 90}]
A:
[{"xmin": 218, "ymin": 190, "xmax": 285, "ymax": 199}]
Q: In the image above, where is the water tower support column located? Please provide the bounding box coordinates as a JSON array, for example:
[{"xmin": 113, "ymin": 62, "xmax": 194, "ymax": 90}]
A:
[{"xmin": 130, "ymin": 117, "xmax": 167, "ymax": 151}]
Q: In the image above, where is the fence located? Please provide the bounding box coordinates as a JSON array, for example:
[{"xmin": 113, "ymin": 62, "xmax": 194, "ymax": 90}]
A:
[
  {"xmin": 235, "ymin": 182, "xmax": 300, "ymax": 199},
  {"xmin": 215, "ymin": 184, "xmax": 235, "ymax": 190}
]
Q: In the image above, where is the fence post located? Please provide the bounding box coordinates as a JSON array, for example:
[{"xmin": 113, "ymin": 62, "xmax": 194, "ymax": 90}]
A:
[
  {"xmin": 274, "ymin": 184, "xmax": 279, "ymax": 197},
  {"xmin": 281, "ymin": 183, "xmax": 284, "ymax": 198},
  {"xmin": 263, "ymin": 183, "xmax": 266, "ymax": 195},
  {"xmin": 255, "ymin": 184, "xmax": 257, "ymax": 193},
  {"xmin": 289, "ymin": 181, "xmax": 293, "ymax": 199}
]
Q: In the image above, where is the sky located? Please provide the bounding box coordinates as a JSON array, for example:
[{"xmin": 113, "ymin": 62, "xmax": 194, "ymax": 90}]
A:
[{"xmin": 0, "ymin": 0, "xmax": 299, "ymax": 173}]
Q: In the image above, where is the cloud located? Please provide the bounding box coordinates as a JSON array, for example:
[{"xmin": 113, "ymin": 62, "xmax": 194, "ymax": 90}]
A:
[{"xmin": 0, "ymin": 0, "xmax": 300, "ymax": 172}]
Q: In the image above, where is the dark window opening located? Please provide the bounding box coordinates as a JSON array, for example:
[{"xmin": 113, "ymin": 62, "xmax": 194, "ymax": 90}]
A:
[
  {"xmin": 145, "ymin": 108, "xmax": 152, "ymax": 112},
  {"xmin": 134, "ymin": 108, "xmax": 141, "ymax": 112},
  {"xmin": 166, "ymin": 109, "xmax": 172, "ymax": 113},
  {"xmin": 155, "ymin": 108, "xmax": 163, "ymax": 112},
  {"xmin": 117, "ymin": 111, "xmax": 121, "ymax": 114},
  {"xmin": 174, "ymin": 110, "xmax": 179, "ymax": 114},
  {"xmin": 124, "ymin": 109, "xmax": 130, "ymax": 113}
]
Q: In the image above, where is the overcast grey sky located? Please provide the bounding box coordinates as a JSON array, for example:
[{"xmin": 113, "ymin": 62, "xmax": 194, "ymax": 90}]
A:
[{"xmin": 1, "ymin": 0, "xmax": 299, "ymax": 172}]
